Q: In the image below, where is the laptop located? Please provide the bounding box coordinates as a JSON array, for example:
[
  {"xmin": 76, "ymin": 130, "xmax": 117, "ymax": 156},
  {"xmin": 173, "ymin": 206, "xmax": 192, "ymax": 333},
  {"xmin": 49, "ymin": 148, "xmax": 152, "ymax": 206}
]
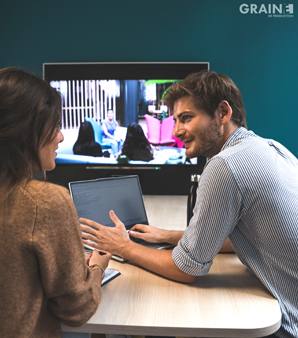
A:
[{"xmin": 69, "ymin": 175, "xmax": 173, "ymax": 262}]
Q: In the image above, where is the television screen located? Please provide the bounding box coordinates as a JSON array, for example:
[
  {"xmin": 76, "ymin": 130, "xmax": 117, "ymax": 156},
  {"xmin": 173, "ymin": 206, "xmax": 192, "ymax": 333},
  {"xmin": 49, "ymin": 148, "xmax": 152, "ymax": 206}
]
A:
[{"xmin": 43, "ymin": 62, "xmax": 209, "ymax": 194}]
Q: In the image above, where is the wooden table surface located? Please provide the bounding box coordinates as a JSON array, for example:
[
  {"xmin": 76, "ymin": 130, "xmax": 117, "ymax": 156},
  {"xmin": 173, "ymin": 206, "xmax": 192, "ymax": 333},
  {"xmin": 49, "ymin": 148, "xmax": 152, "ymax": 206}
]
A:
[{"xmin": 62, "ymin": 195, "xmax": 281, "ymax": 337}]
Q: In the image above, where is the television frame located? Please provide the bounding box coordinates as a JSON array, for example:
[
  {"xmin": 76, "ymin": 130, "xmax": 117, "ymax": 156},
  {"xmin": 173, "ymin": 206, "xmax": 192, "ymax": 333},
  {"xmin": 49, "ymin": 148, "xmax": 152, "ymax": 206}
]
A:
[{"xmin": 43, "ymin": 62, "xmax": 209, "ymax": 195}]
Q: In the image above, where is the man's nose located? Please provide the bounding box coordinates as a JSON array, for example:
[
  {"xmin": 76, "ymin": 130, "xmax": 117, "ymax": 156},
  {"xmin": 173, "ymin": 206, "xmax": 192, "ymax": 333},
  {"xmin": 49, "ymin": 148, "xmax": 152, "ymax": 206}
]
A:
[{"xmin": 173, "ymin": 121, "xmax": 182, "ymax": 138}]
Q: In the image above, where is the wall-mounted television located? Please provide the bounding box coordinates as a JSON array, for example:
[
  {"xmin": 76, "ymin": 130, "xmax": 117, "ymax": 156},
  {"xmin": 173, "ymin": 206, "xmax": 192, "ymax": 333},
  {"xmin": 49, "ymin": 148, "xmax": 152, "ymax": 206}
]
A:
[{"xmin": 43, "ymin": 62, "xmax": 209, "ymax": 195}]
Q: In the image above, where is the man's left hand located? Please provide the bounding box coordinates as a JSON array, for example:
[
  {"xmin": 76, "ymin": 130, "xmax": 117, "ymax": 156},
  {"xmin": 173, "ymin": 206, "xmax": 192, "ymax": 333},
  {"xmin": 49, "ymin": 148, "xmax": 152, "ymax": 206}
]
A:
[{"xmin": 80, "ymin": 210, "xmax": 130, "ymax": 255}]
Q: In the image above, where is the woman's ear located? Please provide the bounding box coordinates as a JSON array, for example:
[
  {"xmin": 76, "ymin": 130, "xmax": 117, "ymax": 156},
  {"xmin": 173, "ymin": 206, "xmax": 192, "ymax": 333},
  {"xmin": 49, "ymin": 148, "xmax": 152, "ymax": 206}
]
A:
[{"xmin": 218, "ymin": 100, "xmax": 233, "ymax": 125}]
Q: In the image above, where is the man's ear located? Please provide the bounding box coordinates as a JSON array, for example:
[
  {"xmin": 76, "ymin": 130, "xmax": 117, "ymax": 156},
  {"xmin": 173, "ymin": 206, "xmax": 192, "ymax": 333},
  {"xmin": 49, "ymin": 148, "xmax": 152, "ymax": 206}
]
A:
[{"xmin": 218, "ymin": 100, "xmax": 232, "ymax": 125}]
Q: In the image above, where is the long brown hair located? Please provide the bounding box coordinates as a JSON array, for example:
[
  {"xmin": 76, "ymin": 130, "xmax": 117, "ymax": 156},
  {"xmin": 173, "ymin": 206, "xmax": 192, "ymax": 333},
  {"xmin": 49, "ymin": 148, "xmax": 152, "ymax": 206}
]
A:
[{"xmin": 0, "ymin": 67, "xmax": 62, "ymax": 201}]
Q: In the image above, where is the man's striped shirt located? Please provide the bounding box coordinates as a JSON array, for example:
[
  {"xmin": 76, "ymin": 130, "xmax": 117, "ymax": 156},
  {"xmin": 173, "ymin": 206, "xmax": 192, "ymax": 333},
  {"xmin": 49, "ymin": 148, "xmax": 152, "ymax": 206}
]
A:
[{"xmin": 172, "ymin": 127, "xmax": 298, "ymax": 338}]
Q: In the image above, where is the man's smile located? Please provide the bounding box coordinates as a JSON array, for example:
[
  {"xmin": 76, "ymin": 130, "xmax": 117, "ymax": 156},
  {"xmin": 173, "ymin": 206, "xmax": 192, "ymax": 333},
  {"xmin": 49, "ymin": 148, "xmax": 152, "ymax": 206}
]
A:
[{"xmin": 183, "ymin": 139, "xmax": 193, "ymax": 148}]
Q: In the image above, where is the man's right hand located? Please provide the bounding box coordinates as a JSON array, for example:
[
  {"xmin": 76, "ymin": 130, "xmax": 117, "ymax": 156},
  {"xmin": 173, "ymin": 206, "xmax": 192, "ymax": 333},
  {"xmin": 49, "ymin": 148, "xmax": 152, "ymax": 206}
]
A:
[{"xmin": 129, "ymin": 224, "xmax": 183, "ymax": 245}]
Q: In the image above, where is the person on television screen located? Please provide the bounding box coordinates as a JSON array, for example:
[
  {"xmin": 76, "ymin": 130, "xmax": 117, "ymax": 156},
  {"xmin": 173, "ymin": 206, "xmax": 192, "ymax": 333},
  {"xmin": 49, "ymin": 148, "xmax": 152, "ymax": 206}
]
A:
[
  {"xmin": 80, "ymin": 70, "xmax": 298, "ymax": 338},
  {"xmin": 0, "ymin": 67, "xmax": 111, "ymax": 338},
  {"xmin": 120, "ymin": 122, "xmax": 154, "ymax": 162},
  {"xmin": 73, "ymin": 121, "xmax": 103, "ymax": 157},
  {"xmin": 102, "ymin": 109, "xmax": 123, "ymax": 157}
]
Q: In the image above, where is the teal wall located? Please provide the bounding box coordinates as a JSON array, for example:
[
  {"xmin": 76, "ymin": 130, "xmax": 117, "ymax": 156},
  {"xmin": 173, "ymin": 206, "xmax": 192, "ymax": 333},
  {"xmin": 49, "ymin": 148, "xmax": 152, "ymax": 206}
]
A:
[{"xmin": 1, "ymin": 0, "xmax": 297, "ymax": 155}]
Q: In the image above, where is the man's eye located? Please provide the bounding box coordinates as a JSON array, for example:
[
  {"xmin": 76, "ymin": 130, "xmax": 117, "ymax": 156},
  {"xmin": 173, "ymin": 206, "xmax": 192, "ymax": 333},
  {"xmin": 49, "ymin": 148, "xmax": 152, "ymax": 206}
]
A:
[{"xmin": 183, "ymin": 115, "xmax": 191, "ymax": 121}]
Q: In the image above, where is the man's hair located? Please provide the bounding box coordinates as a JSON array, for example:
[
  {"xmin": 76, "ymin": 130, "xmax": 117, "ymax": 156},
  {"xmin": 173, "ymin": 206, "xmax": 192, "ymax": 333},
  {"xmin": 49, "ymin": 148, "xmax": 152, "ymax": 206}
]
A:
[
  {"xmin": 165, "ymin": 70, "xmax": 247, "ymax": 128},
  {"xmin": 0, "ymin": 67, "xmax": 62, "ymax": 200}
]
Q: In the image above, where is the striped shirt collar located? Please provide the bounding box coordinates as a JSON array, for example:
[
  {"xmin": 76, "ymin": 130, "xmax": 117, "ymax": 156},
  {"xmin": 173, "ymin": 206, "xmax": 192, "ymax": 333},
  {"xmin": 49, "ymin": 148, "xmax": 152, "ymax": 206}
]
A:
[{"xmin": 221, "ymin": 127, "xmax": 257, "ymax": 152}]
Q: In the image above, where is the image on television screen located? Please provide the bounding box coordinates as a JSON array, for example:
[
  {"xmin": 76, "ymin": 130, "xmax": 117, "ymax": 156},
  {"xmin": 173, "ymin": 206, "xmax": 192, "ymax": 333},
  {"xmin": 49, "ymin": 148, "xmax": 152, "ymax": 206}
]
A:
[{"xmin": 50, "ymin": 77, "xmax": 196, "ymax": 166}]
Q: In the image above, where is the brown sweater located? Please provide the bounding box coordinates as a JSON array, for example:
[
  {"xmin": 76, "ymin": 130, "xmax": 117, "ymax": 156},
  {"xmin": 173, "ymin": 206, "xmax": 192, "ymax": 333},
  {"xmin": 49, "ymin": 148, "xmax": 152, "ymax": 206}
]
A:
[{"xmin": 0, "ymin": 180, "xmax": 101, "ymax": 338}]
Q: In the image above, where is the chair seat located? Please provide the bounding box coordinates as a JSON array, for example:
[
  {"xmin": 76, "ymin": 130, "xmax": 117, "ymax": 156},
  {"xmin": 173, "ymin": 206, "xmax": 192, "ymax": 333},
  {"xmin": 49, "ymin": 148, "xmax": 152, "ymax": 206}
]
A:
[{"xmin": 160, "ymin": 138, "xmax": 176, "ymax": 146}]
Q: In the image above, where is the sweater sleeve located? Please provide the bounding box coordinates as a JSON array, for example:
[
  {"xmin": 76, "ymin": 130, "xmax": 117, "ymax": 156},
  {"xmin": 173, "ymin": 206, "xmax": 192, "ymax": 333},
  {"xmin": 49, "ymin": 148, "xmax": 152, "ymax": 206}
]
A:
[{"xmin": 31, "ymin": 182, "xmax": 101, "ymax": 326}]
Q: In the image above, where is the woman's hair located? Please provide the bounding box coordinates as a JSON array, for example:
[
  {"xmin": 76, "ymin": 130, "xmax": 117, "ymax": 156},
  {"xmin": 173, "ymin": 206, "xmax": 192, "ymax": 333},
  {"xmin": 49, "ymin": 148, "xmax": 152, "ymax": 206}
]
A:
[
  {"xmin": 165, "ymin": 70, "xmax": 247, "ymax": 128},
  {"xmin": 73, "ymin": 121, "xmax": 103, "ymax": 157},
  {"xmin": 121, "ymin": 123, "xmax": 153, "ymax": 162},
  {"xmin": 74, "ymin": 121, "xmax": 95, "ymax": 145},
  {"xmin": 0, "ymin": 67, "xmax": 62, "ymax": 200}
]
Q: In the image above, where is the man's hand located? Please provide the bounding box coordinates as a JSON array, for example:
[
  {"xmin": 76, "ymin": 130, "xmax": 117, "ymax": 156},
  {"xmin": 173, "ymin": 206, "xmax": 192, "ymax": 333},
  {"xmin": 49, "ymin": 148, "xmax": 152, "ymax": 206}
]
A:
[
  {"xmin": 80, "ymin": 210, "xmax": 129, "ymax": 256},
  {"xmin": 129, "ymin": 224, "xmax": 183, "ymax": 246},
  {"xmin": 81, "ymin": 211, "xmax": 195, "ymax": 283},
  {"xmin": 129, "ymin": 224, "xmax": 170, "ymax": 243}
]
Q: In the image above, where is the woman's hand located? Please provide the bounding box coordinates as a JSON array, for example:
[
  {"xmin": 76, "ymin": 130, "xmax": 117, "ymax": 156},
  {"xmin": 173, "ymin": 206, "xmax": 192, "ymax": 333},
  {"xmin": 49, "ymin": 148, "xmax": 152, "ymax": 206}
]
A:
[{"xmin": 88, "ymin": 250, "xmax": 111, "ymax": 270}]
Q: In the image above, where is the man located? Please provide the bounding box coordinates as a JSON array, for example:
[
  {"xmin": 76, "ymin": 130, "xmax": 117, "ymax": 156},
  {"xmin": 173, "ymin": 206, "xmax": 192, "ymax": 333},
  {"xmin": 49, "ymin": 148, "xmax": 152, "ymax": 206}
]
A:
[{"xmin": 80, "ymin": 71, "xmax": 298, "ymax": 338}]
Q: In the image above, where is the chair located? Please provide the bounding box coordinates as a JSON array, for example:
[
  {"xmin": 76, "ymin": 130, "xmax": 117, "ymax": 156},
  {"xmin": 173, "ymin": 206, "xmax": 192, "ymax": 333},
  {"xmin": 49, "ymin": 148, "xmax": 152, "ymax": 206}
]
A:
[
  {"xmin": 144, "ymin": 114, "xmax": 184, "ymax": 147},
  {"xmin": 173, "ymin": 137, "xmax": 185, "ymax": 148},
  {"xmin": 84, "ymin": 117, "xmax": 112, "ymax": 150},
  {"xmin": 144, "ymin": 114, "xmax": 161, "ymax": 146},
  {"xmin": 160, "ymin": 115, "xmax": 176, "ymax": 146}
]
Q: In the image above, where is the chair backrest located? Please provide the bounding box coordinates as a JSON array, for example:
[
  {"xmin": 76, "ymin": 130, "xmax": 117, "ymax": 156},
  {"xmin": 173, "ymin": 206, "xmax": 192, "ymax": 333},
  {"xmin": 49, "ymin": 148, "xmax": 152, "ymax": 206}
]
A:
[
  {"xmin": 85, "ymin": 117, "xmax": 103, "ymax": 143},
  {"xmin": 160, "ymin": 115, "xmax": 176, "ymax": 146},
  {"xmin": 144, "ymin": 114, "xmax": 161, "ymax": 145}
]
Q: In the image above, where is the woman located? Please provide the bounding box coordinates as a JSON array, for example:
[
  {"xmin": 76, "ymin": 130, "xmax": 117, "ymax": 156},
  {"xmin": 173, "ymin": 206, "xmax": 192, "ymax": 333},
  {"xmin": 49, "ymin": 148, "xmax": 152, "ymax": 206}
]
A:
[
  {"xmin": 121, "ymin": 123, "xmax": 154, "ymax": 162},
  {"xmin": 73, "ymin": 121, "xmax": 103, "ymax": 157},
  {"xmin": 0, "ymin": 67, "xmax": 111, "ymax": 338},
  {"xmin": 102, "ymin": 109, "xmax": 123, "ymax": 156}
]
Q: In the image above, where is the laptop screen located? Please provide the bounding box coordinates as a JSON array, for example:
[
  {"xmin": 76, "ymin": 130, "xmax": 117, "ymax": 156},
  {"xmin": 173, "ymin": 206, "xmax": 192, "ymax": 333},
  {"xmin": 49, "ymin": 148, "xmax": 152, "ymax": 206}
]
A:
[{"xmin": 69, "ymin": 175, "xmax": 148, "ymax": 229}]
